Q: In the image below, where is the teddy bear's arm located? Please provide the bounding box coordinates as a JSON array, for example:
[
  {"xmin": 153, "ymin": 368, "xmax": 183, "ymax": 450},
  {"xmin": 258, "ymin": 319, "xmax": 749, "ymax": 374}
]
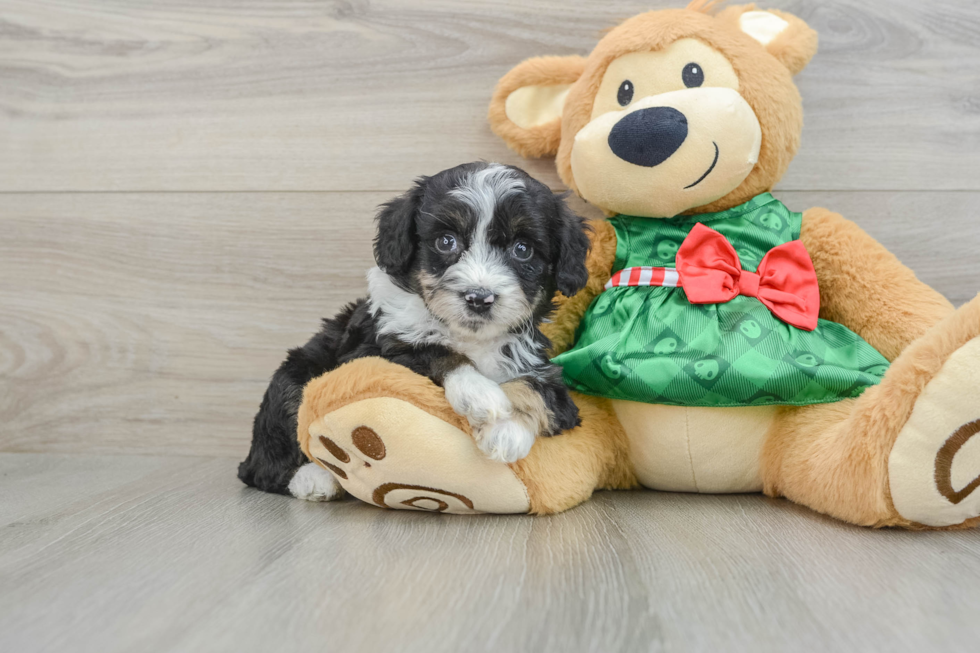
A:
[
  {"xmin": 800, "ymin": 207, "xmax": 955, "ymax": 361},
  {"xmin": 541, "ymin": 218, "xmax": 618, "ymax": 356}
]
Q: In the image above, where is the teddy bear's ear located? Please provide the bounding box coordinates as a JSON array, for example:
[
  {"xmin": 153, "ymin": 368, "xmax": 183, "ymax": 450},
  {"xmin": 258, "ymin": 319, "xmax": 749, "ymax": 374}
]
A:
[
  {"xmin": 717, "ymin": 5, "xmax": 818, "ymax": 76},
  {"xmin": 488, "ymin": 55, "xmax": 587, "ymax": 158}
]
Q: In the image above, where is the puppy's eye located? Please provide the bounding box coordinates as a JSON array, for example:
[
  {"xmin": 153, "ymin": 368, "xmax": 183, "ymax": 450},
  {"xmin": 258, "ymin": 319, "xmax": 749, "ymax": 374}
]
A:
[
  {"xmin": 617, "ymin": 80, "xmax": 634, "ymax": 106},
  {"xmin": 511, "ymin": 241, "xmax": 533, "ymax": 262},
  {"xmin": 435, "ymin": 234, "xmax": 458, "ymax": 254},
  {"xmin": 682, "ymin": 63, "xmax": 704, "ymax": 88}
]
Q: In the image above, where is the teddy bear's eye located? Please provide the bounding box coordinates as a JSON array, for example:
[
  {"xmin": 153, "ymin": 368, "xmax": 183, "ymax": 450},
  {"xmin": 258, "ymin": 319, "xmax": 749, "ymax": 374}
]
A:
[
  {"xmin": 682, "ymin": 63, "xmax": 704, "ymax": 88},
  {"xmin": 617, "ymin": 80, "xmax": 634, "ymax": 106}
]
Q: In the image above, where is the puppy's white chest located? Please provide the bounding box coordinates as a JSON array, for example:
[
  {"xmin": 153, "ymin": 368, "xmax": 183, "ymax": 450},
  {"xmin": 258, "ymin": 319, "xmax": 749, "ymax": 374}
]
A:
[{"xmin": 466, "ymin": 342, "xmax": 513, "ymax": 383}]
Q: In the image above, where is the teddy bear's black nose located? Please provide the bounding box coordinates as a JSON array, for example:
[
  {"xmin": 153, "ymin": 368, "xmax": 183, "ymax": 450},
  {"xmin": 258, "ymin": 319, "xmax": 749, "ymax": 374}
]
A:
[{"xmin": 608, "ymin": 106, "xmax": 688, "ymax": 167}]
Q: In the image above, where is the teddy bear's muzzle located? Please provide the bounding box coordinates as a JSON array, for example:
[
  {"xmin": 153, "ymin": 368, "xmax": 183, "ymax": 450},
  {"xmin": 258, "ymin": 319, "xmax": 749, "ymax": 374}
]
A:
[{"xmin": 570, "ymin": 87, "xmax": 762, "ymax": 218}]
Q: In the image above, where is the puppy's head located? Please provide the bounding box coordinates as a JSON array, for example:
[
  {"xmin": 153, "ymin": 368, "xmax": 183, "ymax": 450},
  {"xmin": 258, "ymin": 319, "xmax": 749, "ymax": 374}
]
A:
[{"xmin": 374, "ymin": 162, "xmax": 590, "ymax": 336}]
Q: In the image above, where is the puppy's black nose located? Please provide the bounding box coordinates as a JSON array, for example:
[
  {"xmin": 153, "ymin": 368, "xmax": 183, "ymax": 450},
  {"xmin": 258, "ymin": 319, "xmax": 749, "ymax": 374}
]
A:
[
  {"xmin": 608, "ymin": 106, "xmax": 688, "ymax": 167},
  {"xmin": 463, "ymin": 289, "xmax": 495, "ymax": 314}
]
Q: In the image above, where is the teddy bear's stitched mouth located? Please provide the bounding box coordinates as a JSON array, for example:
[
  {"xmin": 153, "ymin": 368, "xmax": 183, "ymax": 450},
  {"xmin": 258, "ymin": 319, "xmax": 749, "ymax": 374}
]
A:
[{"xmin": 684, "ymin": 141, "xmax": 720, "ymax": 189}]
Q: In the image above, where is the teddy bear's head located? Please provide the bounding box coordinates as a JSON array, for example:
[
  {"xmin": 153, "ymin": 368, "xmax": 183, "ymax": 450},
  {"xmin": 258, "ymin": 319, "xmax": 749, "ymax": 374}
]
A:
[{"xmin": 489, "ymin": 2, "xmax": 818, "ymax": 218}]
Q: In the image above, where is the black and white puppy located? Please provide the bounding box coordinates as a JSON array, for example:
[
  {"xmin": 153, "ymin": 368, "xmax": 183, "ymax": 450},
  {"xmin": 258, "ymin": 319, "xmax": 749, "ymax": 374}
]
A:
[{"xmin": 238, "ymin": 162, "xmax": 591, "ymax": 500}]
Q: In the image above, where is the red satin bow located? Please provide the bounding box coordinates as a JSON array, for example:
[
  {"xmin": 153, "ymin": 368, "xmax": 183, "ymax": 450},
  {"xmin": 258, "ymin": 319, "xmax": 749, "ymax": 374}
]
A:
[{"xmin": 675, "ymin": 223, "xmax": 820, "ymax": 331}]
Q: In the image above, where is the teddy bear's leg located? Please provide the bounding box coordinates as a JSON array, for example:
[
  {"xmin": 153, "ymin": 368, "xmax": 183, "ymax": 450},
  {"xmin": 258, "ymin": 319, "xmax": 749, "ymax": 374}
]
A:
[
  {"xmin": 511, "ymin": 390, "xmax": 638, "ymax": 514},
  {"xmin": 761, "ymin": 295, "xmax": 980, "ymax": 529},
  {"xmin": 296, "ymin": 357, "xmax": 636, "ymax": 514}
]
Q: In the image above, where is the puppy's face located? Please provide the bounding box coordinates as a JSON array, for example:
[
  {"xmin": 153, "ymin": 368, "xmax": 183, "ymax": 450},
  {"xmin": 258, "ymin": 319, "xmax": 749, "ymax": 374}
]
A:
[{"xmin": 374, "ymin": 163, "xmax": 590, "ymax": 337}]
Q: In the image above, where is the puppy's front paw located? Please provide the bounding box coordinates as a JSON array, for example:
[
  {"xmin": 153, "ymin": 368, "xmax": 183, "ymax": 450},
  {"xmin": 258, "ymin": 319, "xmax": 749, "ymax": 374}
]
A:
[
  {"xmin": 444, "ymin": 366, "xmax": 512, "ymax": 427},
  {"xmin": 288, "ymin": 462, "xmax": 345, "ymax": 502},
  {"xmin": 475, "ymin": 418, "xmax": 536, "ymax": 463}
]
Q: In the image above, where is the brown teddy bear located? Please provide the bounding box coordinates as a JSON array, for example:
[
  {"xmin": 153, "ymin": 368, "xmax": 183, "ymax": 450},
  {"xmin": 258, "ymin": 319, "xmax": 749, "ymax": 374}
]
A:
[{"xmin": 296, "ymin": 1, "xmax": 980, "ymax": 528}]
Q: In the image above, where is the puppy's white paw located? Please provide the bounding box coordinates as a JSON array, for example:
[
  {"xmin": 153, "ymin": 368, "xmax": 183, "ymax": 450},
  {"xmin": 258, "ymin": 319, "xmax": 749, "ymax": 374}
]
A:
[
  {"xmin": 288, "ymin": 462, "xmax": 345, "ymax": 502},
  {"xmin": 444, "ymin": 366, "xmax": 512, "ymax": 426},
  {"xmin": 476, "ymin": 418, "xmax": 536, "ymax": 463}
]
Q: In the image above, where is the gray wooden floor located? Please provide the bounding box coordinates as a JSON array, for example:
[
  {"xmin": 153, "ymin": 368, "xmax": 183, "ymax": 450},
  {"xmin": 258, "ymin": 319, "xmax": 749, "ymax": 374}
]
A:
[
  {"xmin": 2, "ymin": 0, "xmax": 980, "ymax": 651},
  {"xmin": 3, "ymin": 453, "xmax": 980, "ymax": 653}
]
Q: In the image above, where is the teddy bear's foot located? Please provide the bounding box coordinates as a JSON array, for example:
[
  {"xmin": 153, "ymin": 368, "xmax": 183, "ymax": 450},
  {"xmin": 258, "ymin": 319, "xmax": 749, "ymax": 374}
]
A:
[
  {"xmin": 305, "ymin": 398, "xmax": 530, "ymax": 513},
  {"xmin": 889, "ymin": 335, "xmax": 980, "ymax": 527},
  {"xmin": 761, "ymin": 295, "xmax": 980, "ymax": 529},
  {"xmin": 297, "ymin": 358, "xmax": 531, "ymax": 514}
]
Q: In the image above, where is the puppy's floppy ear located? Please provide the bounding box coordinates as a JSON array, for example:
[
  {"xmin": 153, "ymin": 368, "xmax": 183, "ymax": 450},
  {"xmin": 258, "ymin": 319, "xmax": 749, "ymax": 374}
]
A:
[
  {"xmin": 716, "ymin": 4, "xmax": 818, "ymax": 76},
  {"xmin": 373, "ymin": 179, "xmax": 425, "ymax": 276},
  {"xmin": 488, "ymin": 56, "xmax": 586, "ymax": 159},
  {"xmin": 552, "ymin": 193, "xmax": 591, "ymax": 298}
]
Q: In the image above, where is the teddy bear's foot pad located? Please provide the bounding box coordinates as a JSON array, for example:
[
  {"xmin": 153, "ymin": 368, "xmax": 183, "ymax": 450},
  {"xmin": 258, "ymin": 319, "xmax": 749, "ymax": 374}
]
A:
[
  {"xmin": 889, "ymin": 337, "xmax": 980, "ymax": 527},
  {"xmin": 306, "ymin": 397, "xmax": 530, "ymax": 514}
]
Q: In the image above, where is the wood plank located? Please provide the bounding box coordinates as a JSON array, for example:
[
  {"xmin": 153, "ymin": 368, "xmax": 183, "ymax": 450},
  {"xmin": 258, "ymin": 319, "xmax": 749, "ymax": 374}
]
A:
[
  {"xmin": 0, "ymin": 192, "xmax": 379, "ymax": 457},
  {"xmin": 0, "ymin": 452, "xmax": 181, "ymax": 529},
  {"xmin": 1, "ymin": 452, "xmax": 978, "ymax": 653},
  {"xmin": 1, "ymin": 0, "xmax": 978, "ymax": 192},
  {"xmin": 1, "ymin": 190, "xmax": 977, "ymax": 457}
]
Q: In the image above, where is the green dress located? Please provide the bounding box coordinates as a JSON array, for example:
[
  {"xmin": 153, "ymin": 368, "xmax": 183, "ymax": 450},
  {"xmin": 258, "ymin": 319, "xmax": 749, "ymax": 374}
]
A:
[{"xmin": 553, "ymin": 193, "xmax": 890, "ymax": 407}]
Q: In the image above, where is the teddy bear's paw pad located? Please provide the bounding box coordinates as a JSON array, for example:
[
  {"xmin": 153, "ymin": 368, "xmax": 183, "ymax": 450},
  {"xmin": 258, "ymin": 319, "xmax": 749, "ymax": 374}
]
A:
[
  {"xmin": 372, "ymin": 483, "xmax": 476, "ymax": 512},
  {"xmin": 288, "ymin": 462, "xmax": 345, "ymax": 502},
  {"xmin": 306, "ymin": 397, "xmax": 530, "ymax": 514},
  {"xmin": 889, "ymin": 337, "xmax": 980, "ymax": 527}
]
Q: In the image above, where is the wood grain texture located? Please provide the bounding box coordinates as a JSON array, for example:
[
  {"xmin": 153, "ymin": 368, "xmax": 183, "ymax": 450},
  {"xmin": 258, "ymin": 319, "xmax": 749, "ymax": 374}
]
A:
[
  {"xmin": 1, "ymin": 452, "xmax": 978, "ymax": 653},
  {"xmin": 1, "ymin": 190, "xmax": 977, "ymax": 457},
  {"xmin": 1, "ymin": 0, "xmax": 979, "ymax": 192},
  {"xmin": 0, "ymin": 192, "xmax": 377, "ymax": 457}
]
